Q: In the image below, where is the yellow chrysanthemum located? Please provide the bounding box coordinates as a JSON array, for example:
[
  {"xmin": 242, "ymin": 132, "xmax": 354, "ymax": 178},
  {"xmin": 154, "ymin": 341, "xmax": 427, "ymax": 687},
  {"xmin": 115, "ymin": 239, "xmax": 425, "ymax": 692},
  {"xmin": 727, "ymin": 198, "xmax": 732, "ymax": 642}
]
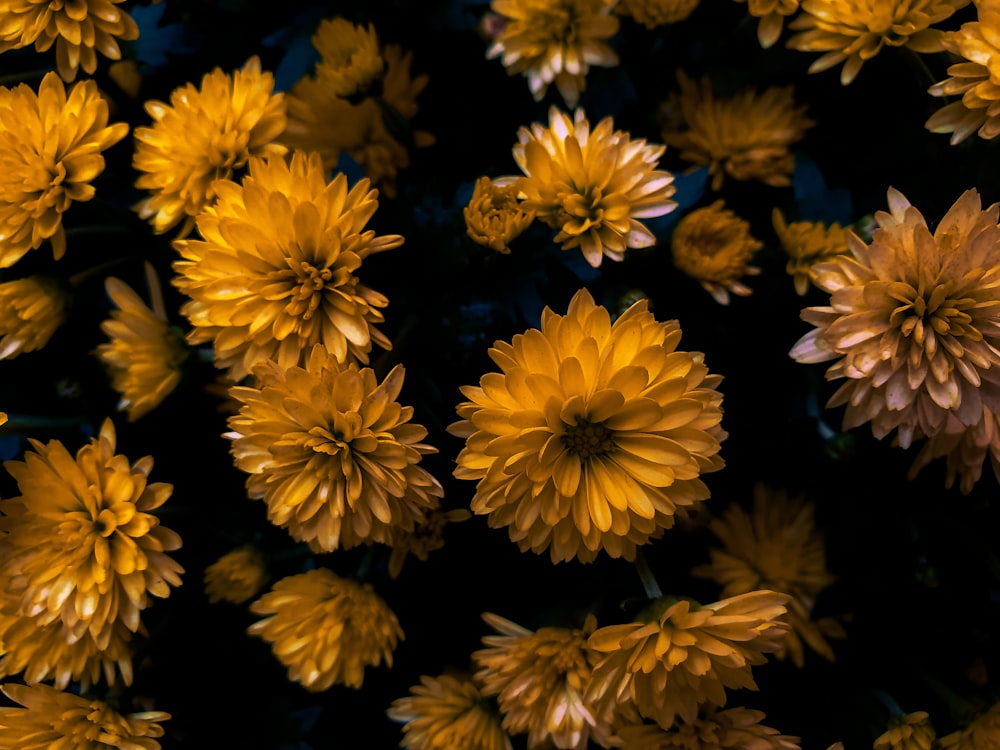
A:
[
  {"xmin": 615, "ymin": 0, "xmax": 701, "ymax": 28},
  {"xmin": 312, "ymin": 17, "xmax": 385, "ymax": 100},
  {"xmin": 225, "ymin": 345, "xmax": 444, "ymax": 552},
  {"xmin": 386, "ymin": 506, "xmax": 472, "ymax": 579},
  {"xmin": 940, "ymin": 701, "xmax": 1000, "ymax": 750},
  {"xmin": 0, "ymin": 0, "xmax": 138, "ymax": 82},
  {"xmin": 248, "ymin": 567, "xmax": 402, "ymax": 691},
  {"xmin": 661, "ymin": 72, "xmax": 813, "ymax": 192},
  {"xmin": 487, "ymin": 0, "xmax": 620, "ymax": 107},
  {"xmin": 613, "ymin": 706, "xmax": 801, "ymax": 750},
  {"xmin": 450, "ymin": 288, "xmax": 727, "ymax": 564},
  {"xmin": 908, "ymin": 405, "xmax": 1000, "ymax": 494},
  {"xmin": 786, "ymin": 0, "xmax": 971, "ymax": 85},
  {"xmin": 0, "ymin": 72, "xmax": 128, "ymax": 267},
  {"xmin": 733, "ymin": 0, "xmax": 802, "ymax": 48},
  {"xmin": 203, "ymin": 545, "xmax": 268, "ymax": 605},
  {"xmin": 132, "ymin": 56, "xmax": 288, "ymax": 236},
  {"xmin": 464, "ymin": 176, "xmax": 535, "ymax": 253},
  {"xmin": 875, "ymin": 712, "xmax": 936, "ymax": 750},
  {"xmin": 172, "ymin": 151, "xmax": 401, "ymax": 381},
  {"xmin": 789, "ymin": 187, "xmax": 1000, "ymax": 448},
  {"xmin": 0, "ymin": 683, "xmax": 169, "ymax": 749},
  {"xmin": 0, "ymin": 276, "xmax": 67, "ymax": 359},
  {"xmin": 387, "ymin": 673, "xmax": 513, "ymax": 750},
  {"xmin": 671, "ymin": 201, "xmax": 763, "ymax": 305},
  {"xmin": 773, "ymin": 208, "xmax": 851, "ymax": 296},
  {"xmin": 512, "ymin": 107, "xmax": 677, "ymax": 268}
]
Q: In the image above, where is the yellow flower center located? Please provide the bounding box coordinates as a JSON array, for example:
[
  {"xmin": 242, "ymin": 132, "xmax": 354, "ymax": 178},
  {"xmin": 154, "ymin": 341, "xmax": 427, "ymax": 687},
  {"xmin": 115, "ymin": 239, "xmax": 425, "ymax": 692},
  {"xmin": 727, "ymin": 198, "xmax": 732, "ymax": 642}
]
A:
[
  {"xmin": 562, "ymin": 418, "xmax": 615, "ymax": 458},
  {"xmin": 287, "ymin": 262, "xmax": 333, "ymax": 320},
  {"xmin": 889, "ymin": 282, "xmax": 980, "ymax": 346}
]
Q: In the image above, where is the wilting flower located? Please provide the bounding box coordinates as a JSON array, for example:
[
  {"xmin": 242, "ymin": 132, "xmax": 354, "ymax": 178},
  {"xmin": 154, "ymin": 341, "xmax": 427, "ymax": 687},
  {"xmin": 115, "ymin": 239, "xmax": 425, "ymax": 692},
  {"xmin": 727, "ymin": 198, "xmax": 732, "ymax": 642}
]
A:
[
  {"xmin": 0, "ymin": 683, "xmax": 169, "ymax": 749},
  {"xmin": 661, "ymin": 71, "xmax": 813, "ymax": 191},
  {"xmin": 450, "ymin": 288, "xmax": 727, "ymax": 564},
  {"xmin": 612, "ymin": 706, "xmax": 801, "ymax": 750},
  {"xmin": 312, "ymin": 17, "xmax": 385, "ymax": 99},
  {"xmin": 786, "ymin": 0, "xmax": 970, "ymax": 85},
  {"xmin": 248, "ymin": 567, "xmax": 402, "ymax": 691},
  {"xmin": 940, "ymin": 701, "xmax": 1000, "ymax": 750},
  {"xmin": 172, "ymin": 151, "xmax": 401, "ymax": 381},
  {"xmin": 733, "ymin": 0, "xmax": 802, "ymax": 48},
  {"xmin": 773, "ymin": 208, "xmax": 851, "ymax": 296},
  {"xmin": 386, "ymin": 506, "xmax": 472, "ymax": 579},
  {"xmin": 875, "ymin": 711, "xmax": 936, "ymax": 750},
  {"xmin": 789, "ymin": 187, "xmax": 1000, "ymax": 448},
  {"xmin": 0, "ymin": 0, "xmax": 138, "ymax": 82},
  {"xmin": 908, "ymin": 406, "xmax": 1000, "ymax": 494},
  {"xmin": 225, "ymin": 345, "xmax": 444, "ymax": 552},
  {"xmin": 133, "ymin": 56, "xmax": 287, "ymax": 236},
  {"xmin": 512, "ymin": 107, "xmax": 677, "ymax": 268},
  {"xmin": 0, "ymin": 276, "xmax": 68, "ymax": 359},
  {"xmin": 464, "ymin": 176, "xmax": 535, "ymax": 253},
  {"xmin": 388, "ymin": 673, "xmax": 513, "ymax": 750},
  {"xmin": 671, "ymin": 201, "xmax": 762, "ymax": 305},
  {"xmin": 0, "ymin": 72, "xmax": 128, "ymax": 267},
  {"xmin": 587, "ymin": 591, "xmax": 790, "ymax": 730},
  {"xmin": 615, "ymin": 0, "xmax": 702, "ymax": 28},
  {"xmin": 203, "ymin": 545, "xmax": 268, "ymax": 605},
  {"xmin": 486, "ymin": 0, "xmax": 620, "ymax": 107}
]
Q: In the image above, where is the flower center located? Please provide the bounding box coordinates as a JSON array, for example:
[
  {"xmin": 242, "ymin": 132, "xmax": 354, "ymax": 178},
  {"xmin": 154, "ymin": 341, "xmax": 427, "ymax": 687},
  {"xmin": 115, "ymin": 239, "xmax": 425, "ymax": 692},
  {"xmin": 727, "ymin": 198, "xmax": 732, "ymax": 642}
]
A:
[
  {"xmin": 561, "ymin": 418, "xmax": 615, "ymax": 459},
  {"xmin": 286, "ymin": 262, "xmax": 333, "ymax": 320},
  {"xmin": 891, "ymin": 283, "xmax": 978, "ymax": 346}
]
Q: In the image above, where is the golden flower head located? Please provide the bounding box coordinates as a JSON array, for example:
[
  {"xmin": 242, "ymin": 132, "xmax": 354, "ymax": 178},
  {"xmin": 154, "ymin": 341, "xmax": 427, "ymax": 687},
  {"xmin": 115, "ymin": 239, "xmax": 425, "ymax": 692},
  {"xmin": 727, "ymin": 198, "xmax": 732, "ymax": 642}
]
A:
[
  {"xmin": 0, "ymin": 683, "xmax": 169, "ymax": 749},
  {"xmin": 464, "ymin": 176, "xmax": 535, "ymax": 253},
  {"xmin": 787, "ymin": 0, "xmax": 971, "ymax": 85},
  {"xmin": 733, "ymin": 0, "xmax": 802, "ymax": 48},
  {"xmin": 940, "ymin": 701, "xmax": 1000, "ymax": 750},
  {"xmin": 671, "ymin": 200, "xmax": 763, "ymax": 305},
  {"xmin": 248, "ymin": 567, "xmax": 402, "ymax": 691},
  {"xmin": 0, "ymin": 72, "xmax": 128, "ymax": 267},
  {"xmin": 908, "ymin": 406, "xmax": 1000, "ymax": 494},
  {"xmin": 875, "ymin": 711, "xmax": 936, "ymax": 750},
  {"xmin": 586, "ymin": 590, "xmax": 791, "ymax": 729},
  {"xmin": 0, "ymin": 276, "xmax": 68, "ymax": 359},
  {"xmin": 386, "ymin": 506, "xmax": 472, "ymax": 579},
  {"xmin": 612, "ymin": 706, "xmax": 801, "ymax": 750},
  {"xmin": 789, "ymin": 187, "xmax": 1000, "ymax": 448},
  {"xmin": 387, "ymin": 672, "xmax": 513, "ymax": 750},
  {"xmin": 203, "ymin": 545, "xmax": 268, "ymax": 605},
  {"xmin": 615, "ymin": 0, "xmax": 701, "ymax": 28},
  {"xmin": 773, "ymin": 208, "xmax": 851, "ymax": 296},
  {"xmin": 133, "ymin": 56, "xmax": 288, "ymax": 236},
  {"xmin": 450, "ymin": 288, "xmax": 727, "ymax": 564},
  {"xmin": 662, "ymin": 71, "xmax": 813, "ymax": 191},
  {"xmin": 0, "ymin": 0, "xmax": 138, "ymax": 82},
  {"xmin": 487, "ymin": 0, "xmax": 620, "ymax": 107},
  {"xmin": 172, "ymin": 150, "xmax": 401, "ymax": 381},
  {"xmin": 512, "ymin": 107, "xmax": 677, "ymax": 268},
  {"xmin": 225, "ymin": 345, "xmax": 444, "ymax": 553},
  {"xmin": 312, "ymin": 17, "xmax": 385, "ymax": 100}
]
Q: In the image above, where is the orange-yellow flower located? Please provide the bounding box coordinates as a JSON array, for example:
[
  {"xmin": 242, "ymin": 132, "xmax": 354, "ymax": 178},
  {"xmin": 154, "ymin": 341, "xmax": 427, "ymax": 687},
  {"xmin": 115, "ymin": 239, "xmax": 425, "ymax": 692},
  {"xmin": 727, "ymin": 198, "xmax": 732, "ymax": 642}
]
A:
[
  {"xmin": 773, "ymin": 208, "xmax": 851, "ymax": 296},
  {"xmin": 616, "ymin": 0, "xmax": 701, "ymax": 28},
  {"xmin": 312, "ymin": 17, "xmax": 385, "ymax": 99},
  {"xmin": 940, "ymin": 701, "xmax": 1000, "ymax": 750},
  {"xmin": 875, "ymin": 711, "xmax": 936, "ymax": 750},
  {"xmin": 386, "ymin": 507, "xmax": 472, "ymax": 579},
  {"xmin": 464, "ymin": 176, "xmax": 535, "ymax": 253},
  {"xmin": 733, "ymin": 0, "xmax": 802, "ymax": 48},
  {"xmin": 0, "ymin": 276, "xmax": 67, "ymax": 359},
  {"xmin": 203, "ymin": 545, "xmax": 268, "ymax": 605},
  {"xmin": 612, "ymin": 706, "xmax": 801, "ymax": 750},
  {"xmin": 908, "ymin": 406, "xmax": 1000, "ymax": 494}
]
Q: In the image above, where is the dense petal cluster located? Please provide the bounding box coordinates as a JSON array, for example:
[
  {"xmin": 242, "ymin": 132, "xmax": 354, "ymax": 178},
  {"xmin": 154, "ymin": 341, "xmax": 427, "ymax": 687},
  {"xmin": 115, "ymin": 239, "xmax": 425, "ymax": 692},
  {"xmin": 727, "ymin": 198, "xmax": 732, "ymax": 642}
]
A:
[
  {"xmin": 613, "ymin": 706, "xmax": 801, "ymax": 750},
  {"xmin": 733, "ymin": 0, "xmax": 802, "ymax": 47},
  {"xmin": 940, "ymin": 701, "xmax": 1000, "ymax": 750},
  {"xmin": 909, "ymin": 406, "xmax": 1000, "ymax": 493},
  {"xmin": 875, "ymin": 711, "xmax": 936, "ymax": 750},
  {"xmin": 615, "ymin": 0, "xmax": 702, "ymax": 28},
  {"xmin": 773, "ymin": 208, "xmax": 851, "ymax": 296},
  {"xmin": 464, "ymin": 176, "xmax": 535, "ymax": 253},
  {"xmin": 203, "ymin": 545, "xmax": 268, "ymax": 605},
  {"xmin": 0, "ymin": 276, "xmax": 67, "ymax": 359},
  {"xmin": 312, "ymin": 17, "xmax": 385, "ymax": 99}
]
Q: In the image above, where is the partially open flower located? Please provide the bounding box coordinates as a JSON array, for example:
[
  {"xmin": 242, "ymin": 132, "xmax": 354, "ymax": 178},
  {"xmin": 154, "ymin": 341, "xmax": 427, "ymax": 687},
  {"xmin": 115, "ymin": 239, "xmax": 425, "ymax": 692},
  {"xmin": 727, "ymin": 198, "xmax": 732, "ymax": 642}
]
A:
[
  {"xmin": 773, "ymin": 208, "xmax": 851, "ymax": 296},
  {"xmin": 312, "ymin": 17, "xmax": 385, "ymax": 100},
  {"xmin": 0, "ymin": 276, "xmax": 68, "ymax": 359},
  {"xmin": 464, "ymin": 176, "xmax": 535, "ymax": 253}
]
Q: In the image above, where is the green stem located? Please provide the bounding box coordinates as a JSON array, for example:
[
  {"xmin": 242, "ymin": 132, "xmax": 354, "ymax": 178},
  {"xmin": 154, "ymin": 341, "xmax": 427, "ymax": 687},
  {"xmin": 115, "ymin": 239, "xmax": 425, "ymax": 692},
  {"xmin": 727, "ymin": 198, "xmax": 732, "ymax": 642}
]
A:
[{"xmin": 634, "ymin": 548, "xmax": 663, "ymax": 600}]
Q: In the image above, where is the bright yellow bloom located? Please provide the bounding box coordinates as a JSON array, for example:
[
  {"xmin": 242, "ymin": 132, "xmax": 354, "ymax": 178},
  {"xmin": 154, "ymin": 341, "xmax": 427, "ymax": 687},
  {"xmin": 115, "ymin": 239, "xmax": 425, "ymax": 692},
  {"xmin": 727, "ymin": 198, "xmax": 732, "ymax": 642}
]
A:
[
  {"xmin": 0, "ymin": 0, "xmax": 138, "ymax": 82},
  {"xmin": 450, "ymin": 288, "xmax": 726, "ymax": 564},
  {"xmin": 388, "ymin": 673, "xmax": 513, "ymax": 750},
  {"xmin": 773, "ymin": 208, "xmax": 851, "ymax": 296},
  {"xmin": 0, "ymin": 276, "xmax": 67, "ymax": 359},
  {"xmin": 787, "ymin": 0, "xmax": 971, "ymax": 85},
  {"xmin": 464, "ymin": 176, "xmax": 535, "ymax": 253},
  {"xmin": 386, "ymin": 506, "xmax": 472, "ymax": 579},
  {"xmin": 513, "ymin": 107, "xmax": 677, "ymax": 268},
  {"xmin": 203, "ymin": 545, "xmax": 268, "ymax": 605},
  {"xmin": 908, "ymin": 406, "xmax": 1000, "ymax": 494},
  {"xmin": 0, "ymin": 683, "xmax": 169, "ymax": 749},
  {"xmin": 0, "ymin": 72, "xmax": 128, "ymax": 267},
  {"xmin": 226, "ymin": 345, "xmax": 444, "ymax": 552},
  {"xmin": 133, "ymin": 56, "xmax": 288, "ymax": 236},
  {"xmin": 875, "ymin": 712, "xmax": 936, "ymax": 750},
  {"xmin": 312, "ymin": 17, "xmax": 385, "ymax": 99},
  {"xmin": 733, "ymin": 0, "xmax": 801, "ymax": 47},
  {"xmin": 612, "ymin": 706, "xmax": 801, "ymax": 750},
  {"xmin": 487, "ymin": 0, "xmax": 620, "ymax": 107},
  {"xmin": 172, "ymin": 151, "xmax": 401, "ymax": 381},
  {"xmin": 940, "ymin": 701, "xmax": 1000, "ymax": 750},
  {"xmin": 616, "ymin": 0, "xmax": 701, "ymax": 28},
  {"xmin": 248, "ymin": 567, "xmax": 402, "ymax": 691},
  {"xmin": 789, "ymin": 187, "xmax": 1000, "ymax": 448}
]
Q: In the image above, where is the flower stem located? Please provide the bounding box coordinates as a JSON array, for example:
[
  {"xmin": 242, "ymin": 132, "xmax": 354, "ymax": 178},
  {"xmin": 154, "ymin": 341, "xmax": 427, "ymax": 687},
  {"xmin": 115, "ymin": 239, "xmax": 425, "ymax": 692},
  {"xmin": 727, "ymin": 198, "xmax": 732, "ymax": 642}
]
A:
[{"xmin": 634, "ymin": 548, "xmax": 663, "ymax": 599}]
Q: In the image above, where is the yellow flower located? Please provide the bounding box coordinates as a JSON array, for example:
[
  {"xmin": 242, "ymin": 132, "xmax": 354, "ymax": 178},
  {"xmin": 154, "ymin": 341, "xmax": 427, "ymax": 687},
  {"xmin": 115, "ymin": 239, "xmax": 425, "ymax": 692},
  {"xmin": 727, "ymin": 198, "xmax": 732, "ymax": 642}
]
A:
[
  {"xmin": 464, "ymin": 176, "xmax": 535, "ymax": 253},
  {"xmin": 908, "ymin": 406, "xmax": 1000, "ymax": 494},
  {"xmin": 312, "ymin": 17, "xmax": 385, "ymax": 100},
  {"xmin": 487, "ymin": 0, "xmax": 620, "ymax": 107},
  {"xmin": 225, "ymin": 345, "xmax": 444, "ymax": 553},
  {"xmin": 203, "ymin": 545, "xmax": 268, "ymax": 605},
  {"xmin": 773, "ymin": 208, "xmax": 851, "ymax": 296},
  {"xmin": 0, "ymin": 0, "xmax": 138, "ymax": 82},
  {"xmin": 386, "ymin": 506, "xmax": 472, "ymax": 579},
  {"xmin": 789, "ymin": 187, "xmax": 1000, "ymax": 448},
  {"xmin": 615, "ymin": 0, "xmax": 701, "ymax": 28},
  {"xmin": 661, "ymin": 71, "xmax": 813, "ymax": 191},
  {"xmin": 172, "ymin": 151, "xmax": 401, "ymax": 381},
  {"xmin": 248, "ymin": 567, "xmax": 402, "ymax": 691},
  {"xmin": 586, "ymin": 591, "xmax": 790, "ymax": 729},
  {"xmin": 450, "ymin": 288, "xmax": 727, "ymax": 564},
  {"xmin": 787, "ymin": 0, "xmax": 970, "ymax": 85},
  {"xmin": 0, "ymin": 683, "xmax": 169, "ymax": 749},
  {"xmin": 940, "ymin": 701, "xmax": 1000, "ymax": 750},
  {"xmin": 733, "ymin": 0, "xmax": 802, "ymax": 48},
  {"xmin": 612, "ymin": 706, "xmax": 801, "ymax": 750},
  {"xmin": 0, "ymin": 276, "xmax": 68, "ymax": 359},
  {"xmin": 133, "ymin": 56, "xmax": 288, "ymax": 236},
  {"xmin": 513, "ymin": 107, "xmax": 677, "ymax": 268},
  {"xmin": 671, "ymin": 201, "xmax": 762, "ymax": 305},
  {"xmin": 388, "ymin": 673, "xmax": 513, "ymax": 750},
  {"xmin": 0, "ymin": 72, "xmax": 128, "ymax": 267},
  {"xmin": 875, "ymin": 712, "xmax": 936, "ymax": 750}
]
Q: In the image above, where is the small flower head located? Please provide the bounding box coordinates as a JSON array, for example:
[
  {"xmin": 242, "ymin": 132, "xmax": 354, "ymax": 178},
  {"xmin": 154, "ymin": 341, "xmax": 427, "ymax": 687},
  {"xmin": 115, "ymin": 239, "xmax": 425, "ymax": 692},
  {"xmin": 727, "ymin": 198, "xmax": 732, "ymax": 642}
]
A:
[
  {"xmin": 908, "ymin": 406, "xmax": 1000, "ymax": 494},
  {"xmin": 615, "ymin": 0, "xmax": 702, "ymax": 28},
  {"xmin": 612, "ymin": 706, "xmax": 801, "ymax": 750},
  {"xmin": 875, "ymin": 711, "xmax": 936, "ymax": 750},
  {"xmin": 940, "ymin": 701, "xmax": 1000, "ymax": 750},
  {"xmin": 733, "ymin": 0, "xmax": 802, "ymax": 48},
  {"xmin": 312, "ymin": 17, "xmax": 385, "ymax": 100},
  {"xmin": 203, "ymin": 545, "xmax": 268, "ymax": 605},
  {"xmin": 386, "ymin": 507, "xmax": 472, "ymax": 579},
  {"xmin": 0, "ymin": 276, "xmax": 68, "ymax": 359},
  {"xmin": 464, "ymin": 176, "xmax": 535, "ymax": 253},
  {"xmin": 773, "ymin": 208, "xmax": 851, "ymax": 296}
]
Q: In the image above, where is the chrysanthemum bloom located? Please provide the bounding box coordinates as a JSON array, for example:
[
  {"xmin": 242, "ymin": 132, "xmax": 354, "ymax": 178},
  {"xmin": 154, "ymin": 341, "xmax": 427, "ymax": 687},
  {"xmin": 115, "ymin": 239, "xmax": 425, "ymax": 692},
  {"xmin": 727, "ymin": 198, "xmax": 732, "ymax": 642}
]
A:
[
  {"xmin": 786, "ymin": 0, "xmax": 971, "ymax": 85},
  {"xmin": 586, "ymin": 591, "xmax": 790, "ymax": 729},
  {"xmin": 0, "ymin": 683, "xmax": 169, "ymax": 749},
  {"xmin": 386, "ymin": 506, "xmax": 472, "ymax": 579},
  {"xmin": 464, "ymin": 176, "xmax": 535, "ymax": 253},
  {"xmin": 0, "ymin": 73, "xmax": 128, "ymax": 267},
  {"xmin": 615, "ymin": 0, "xmax": 701, "ymax": 28},
  {"xmin": 133, "ymin": 56, "xmax": 288, "ymax": 236},
  {"xmin": 248, "ymin": 567, "xmax": 402, "ymax": 691},
  {"xmin": 0, "ymin": 0, "xmax": 138, "ymax": 82},
  {"xmin": 312, "ymin": 17, "xmax": 385, "ymax": 100},
  {"xmin": 875, "ymin": 711, "xmax": 936, "ymax": 750},
  {"xmin": 612, "ymin": 706, "xmax": 801, "ymax": 750},
  {"xmin": 671, "ymin": 201, "xmax": 763, "ymax": 305},
  {"xmin": 908, "ymin": 406, "xmax": 1000, "ymax": 494},
  {"xmin": 773, "ymin": 208, "xmax": 851, "ymax": 296},
  {"xmin": 512, "ymin": 107, "xmax": 677, "ymax": 268},
  {"xmin": 450, "ymin": 288, "xmax": 727, "ymax": 563},
  {"xmin": 203, "ymin": 545, "xmax": 268, "ymax": 605},
  {"xmin": 691, "ymin": 484, "xmax": 843, "ymax": 668},
  {"xmin": 225, "ymin": 345, "xmax": 444, "ymax": 552},
  {"xmin": 173, "ymin": 151, "xmax": 401, "ymax": 381},
  {"xmin": 387, "ymin": 673, "xmax": 513, "ymax": 750},
  {"xmin": 486, "ymin": 0, "xmax": 620, "ymax": 107},
  {"xmin": 789, "ymin": 187, "xmax": 1000, "ymax": 448},
  {"xmin": 733, "ymin": 0, "xmax": 801, "ymax": 48},
  {"xmin": 661, "ymin": 72, "xmax": 813, "ymax": 191},
  {"xmin": 0, "ymin": 276, "xmax": 67, "ymax": 359},
  {"xmin": 940, "ymin": 701, "xmax": 1000, "ymax": 750}
]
